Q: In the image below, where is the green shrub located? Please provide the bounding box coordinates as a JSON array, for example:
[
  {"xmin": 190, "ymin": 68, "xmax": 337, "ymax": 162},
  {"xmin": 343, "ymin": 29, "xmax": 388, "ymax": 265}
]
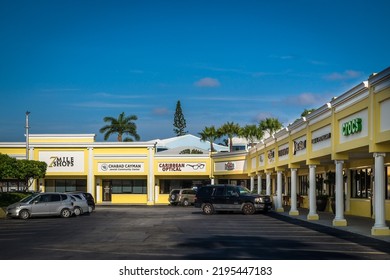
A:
[{"xmin": 0, "ymin": 192, "xmax": 31, "ymax": 207}]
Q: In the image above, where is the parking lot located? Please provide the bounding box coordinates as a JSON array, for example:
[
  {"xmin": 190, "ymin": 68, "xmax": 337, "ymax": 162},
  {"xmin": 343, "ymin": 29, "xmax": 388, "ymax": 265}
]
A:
[{"xmin": 0, "ymin": 206, "xmax": 389, "ymax": 260}]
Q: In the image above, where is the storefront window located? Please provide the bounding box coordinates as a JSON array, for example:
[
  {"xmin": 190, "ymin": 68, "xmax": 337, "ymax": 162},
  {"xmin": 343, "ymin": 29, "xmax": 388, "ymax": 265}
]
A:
[
  {"xmin": 45, "ymin": 179, "xmax": 86, "ymax": 193},
  {"xmin": 298, "ymin": 175, "xmax": 308, "ymax": 195},
  {"xmin": 350, "ymin": 168, "xmax": 372, "ymax": 199},
  {"xmin": 109, "ymin": 179, "xmax": 147, "ymax": 194},
  {"xmin": 0, "ymin": 180, "xmax": 28, "ymax": 192}
]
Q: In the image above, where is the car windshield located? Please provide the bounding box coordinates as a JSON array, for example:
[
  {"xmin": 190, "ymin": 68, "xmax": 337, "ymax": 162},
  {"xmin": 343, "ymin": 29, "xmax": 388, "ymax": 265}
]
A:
[
  {"xmin": 20, "ymin": 193, "xmax": 39, "ymax": 203},
  {"xmin": 237, "ymin": 186, "xmax": 251, "ymax": 194}
]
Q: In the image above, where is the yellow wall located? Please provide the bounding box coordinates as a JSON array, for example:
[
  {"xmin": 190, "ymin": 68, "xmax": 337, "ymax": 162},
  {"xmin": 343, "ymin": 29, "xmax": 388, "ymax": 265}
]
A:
[
  {"xmin": 350, "ymin": 199, "xmax": 372, "ymax": 218},
  {"xmin": 111, "ymin": 194, "xmax": 148, "ymax": 204}
]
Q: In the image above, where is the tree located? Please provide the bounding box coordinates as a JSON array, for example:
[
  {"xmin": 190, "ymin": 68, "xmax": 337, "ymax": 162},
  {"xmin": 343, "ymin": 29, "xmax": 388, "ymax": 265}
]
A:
[
  {"xmin": 199, "ymin": 126, "xmax": 221, "ymax": 152},
  {"xmin": 173, "ymin": 100, "xmax": 188, "ymax": 136},
  {"xmin": 15, "ymin": 160, "xmax": 47, "ymax": 190},
  {"xmin": 0, "ymin": 153, "xmax": 47, "ymax": 191},
  {"xmin": 259, "ymin": 118, "xmax": 283, "ymax": 137},
  {"xmin": 218, "ymin": 122, "xmax": 241, "ymax": 152},
  {"xmin": 99, "ymin": 112, "xmax": 140, "ymax": 142},
  {"xmin": 301, "ymin": 108, "xmax": 316, "ymax": 117},
  {"xmin": 241, "ymin": 124, "xmax": 264, "ymax": 147}
]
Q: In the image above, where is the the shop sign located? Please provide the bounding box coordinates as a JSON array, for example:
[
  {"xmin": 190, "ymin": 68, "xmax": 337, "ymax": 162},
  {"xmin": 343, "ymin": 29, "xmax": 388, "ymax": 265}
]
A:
[
  {"xmin": 98, "ymin": 162, "xmax": 144, "ymax": 172},
  {"xmin": 158, "ymin": 162, "xmax": 207, "ymax": 172},
  {"xmin": 39, "ymin": 151, "xmax": 84, "ymax": 173}
]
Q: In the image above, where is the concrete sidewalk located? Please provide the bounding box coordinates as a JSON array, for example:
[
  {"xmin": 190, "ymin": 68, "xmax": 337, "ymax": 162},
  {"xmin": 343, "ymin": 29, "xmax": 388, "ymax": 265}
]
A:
[{"xmin": 275, "ymin": 207, "xmax": 390, "ymax": 243}]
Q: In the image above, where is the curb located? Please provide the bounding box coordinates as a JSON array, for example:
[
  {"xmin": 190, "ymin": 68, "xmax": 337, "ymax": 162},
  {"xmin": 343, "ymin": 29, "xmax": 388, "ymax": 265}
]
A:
[{"xmin": 0, "ymin": 207, "xmax": 6, "ymax": 219}]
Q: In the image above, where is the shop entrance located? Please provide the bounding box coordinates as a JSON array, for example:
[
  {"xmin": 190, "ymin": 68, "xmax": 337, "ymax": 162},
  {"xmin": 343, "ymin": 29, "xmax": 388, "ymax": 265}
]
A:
[{"xmin": 102, "ymin": 180, "xmax": 112, "ymax": 202}]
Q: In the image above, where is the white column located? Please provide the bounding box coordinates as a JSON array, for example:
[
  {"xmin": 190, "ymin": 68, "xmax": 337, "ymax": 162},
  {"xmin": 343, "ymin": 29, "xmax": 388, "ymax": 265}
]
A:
[
  {"xmin": 276, "ymin": 171, "xmax": 283, "ymax": 212},
  {"xmin": 211, "ymin": 177, "xmax": 215, "ymax": 185},
  {"xmin": 96, "ymin": 179, "xmax": 101, "ymax": 203},
  {"xmin": 333, "ymin": 160, "xmax": 347, "ymax": 226},
  {"xmin": 250, "ymin": 176, "xmax": 255, "ymax": 192},
  {"xmin": 289, "ymin": 168, "xmax": 299, "ymax": 215},
  {"xmin": 87, "ymin": 147, "xmax": 94, "ymax": 195},
  {"xmin": 371, "ymin": 153, "xmax": 390, "ymax": 235},
  {"xmin": 257, "ymin": 174, "xmax": 262, "ymax": 194},
  {"xmin": 266, "ymin": 172, "xmax": 271, "ymax": 196},
  {"xmin": 307, "ymin": 165, "xmax": 319, "ymax": 220},
  {"xmin": 147, "ymin": 147, "xmax": 155, "ymax": 205}
]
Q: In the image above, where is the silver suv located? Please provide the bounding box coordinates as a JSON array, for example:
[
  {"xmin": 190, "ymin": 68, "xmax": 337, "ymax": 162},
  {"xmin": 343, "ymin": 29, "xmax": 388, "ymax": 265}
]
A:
[
  {"xmin": 169, "ymin": 188, "xmax": 196, "ymax": 206},
  {"xmin": 6, "ymin": 192, "xmax": 74, "ymax": 219}
]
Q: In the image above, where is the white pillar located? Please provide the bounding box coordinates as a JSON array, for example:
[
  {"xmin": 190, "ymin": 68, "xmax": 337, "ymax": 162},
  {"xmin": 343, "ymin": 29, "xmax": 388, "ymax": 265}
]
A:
[
  {"xmin": 333, "ymin": 160, "xmax": 347, "ymax": 226},
  {"xmin": 257, "ymin": 174, "xmax": 262, "ymax": 194},
  {"xmin": 87, "ymin": 147, "xmax": 94, "ymax": 195},
  {"xmin": 266, "ymin": 172, "xmax": 271, "ymax": 196},
  {"xmin": 289, "ymin": 168, "xmax": 299, "ymax": 215},
  {"xmin": 250, "ymin": 176, "xmax": 255, "ymax": 192},
  {"xmin": 371, "ymin": 153, "xmax": 390, "ymax": 235},
  {"xmin": 276, "ymin": 171, "xmax": 284, "ymax": 212},
  {"xmin": 307, "ymin": 165, "xmax": 319, "ymax": 220},
  {"xmin": 211, "ymin": 177, "xmax": 215, "ymax": 185},
  {"xmin": 147, "ymin": 147, "xmax": 155, "ymax": 205},
  {"xmin": 96, "ymin": 179, "xmax": 101, "ymax": 203}
]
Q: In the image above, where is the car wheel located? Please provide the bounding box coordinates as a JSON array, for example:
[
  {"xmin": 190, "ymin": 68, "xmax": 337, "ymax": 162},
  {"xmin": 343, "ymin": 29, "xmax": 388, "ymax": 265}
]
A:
[
  {"xmin": 88, "ymin": 206, "xmax": 93, "ymax": 213},
  {"xmin": 19, "ymin": 209, "xmax": 30, "ymax": 220},
  {"xmin": 60, "ymin": 208, "xmax": 71, "ymax": 218},
  {"xmin": 182, "ymin": 199, "xmax": 190, "ymax": 206},
  {"xmin": 202, "ymin": 203, "xmax": 214, "ymax": 215},
  {"xmin": 242, "ymin": 203, "xmax": 255, "ymax": 215},
  {"xmin": 73, "ymin": 207, "xmax": 82, "ymax": 216}
]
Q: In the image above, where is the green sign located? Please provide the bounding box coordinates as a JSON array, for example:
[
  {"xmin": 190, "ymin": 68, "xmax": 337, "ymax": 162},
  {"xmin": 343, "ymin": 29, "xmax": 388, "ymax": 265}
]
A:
[{"xmin": 342, "ymin": 118, "xmax": 362, "ymax": 136}]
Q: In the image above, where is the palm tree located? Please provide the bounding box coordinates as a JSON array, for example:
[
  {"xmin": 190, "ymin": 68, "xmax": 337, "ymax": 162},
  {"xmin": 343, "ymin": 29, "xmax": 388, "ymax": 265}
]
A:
[
  {"xmin": 241, "ymin": 124, "xmax": 264, "ymax": 147},
  {"xmin": 218, "ymin": 122, "xmax": 241, "ymax": 152},
  {"xmin": 259, "ymin": 117, "xmax": 282, "ymax": 137},
  {"xmin": 99, "ymin": 112, "xmax": 140, "ymax": 142},
  {"xmin": 199, "ymin": 126, "xmax": 221, "ymax": 152}
]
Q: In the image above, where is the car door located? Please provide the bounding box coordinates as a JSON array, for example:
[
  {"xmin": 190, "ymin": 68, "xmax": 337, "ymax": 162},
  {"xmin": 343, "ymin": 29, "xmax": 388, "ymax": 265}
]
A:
[
  {"xmin": 30, "ymin": 194, "xmax": 51, "ymax": 215},
  {"xmin": 225, "ymin": 186, "xmax": 241, "ymax": 210},
  {"xmin": 211, "ymin": 186, "xmax": 226, "ymax": 210},
  {"xmin": 47, "ymin": 193, "xmax": 62, "ymax": 214}
]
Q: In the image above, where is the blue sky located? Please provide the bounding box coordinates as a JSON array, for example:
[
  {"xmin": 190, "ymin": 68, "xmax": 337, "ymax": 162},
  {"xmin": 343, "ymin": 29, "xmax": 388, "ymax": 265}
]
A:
[{"xmin": 1, "ymin": 0, "xmax": 389, "ymax": 142}]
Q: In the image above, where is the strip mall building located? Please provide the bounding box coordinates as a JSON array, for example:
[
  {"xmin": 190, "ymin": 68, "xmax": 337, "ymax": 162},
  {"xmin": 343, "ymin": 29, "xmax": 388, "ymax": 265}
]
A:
[{"xmin": 1, "ymin": 66, "xmax": 390, "ymax": 235}]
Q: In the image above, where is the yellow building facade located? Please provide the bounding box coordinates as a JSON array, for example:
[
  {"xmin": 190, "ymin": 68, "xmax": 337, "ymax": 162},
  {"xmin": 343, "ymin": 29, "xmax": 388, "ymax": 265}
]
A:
[{"xmin": 1, "ymin": 67, "xmax": 390, "ymax": 236}]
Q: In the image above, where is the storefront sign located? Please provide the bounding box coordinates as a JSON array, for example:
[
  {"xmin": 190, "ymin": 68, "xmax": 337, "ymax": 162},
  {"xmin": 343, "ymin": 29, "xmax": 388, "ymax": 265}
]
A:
[
  {"xmin": 312, "ymin": 133, "xmax": 331, "ymax": 144},
  {"xmin": 225, "ymin": 162, "xmax": 235, "ymax": 171},
  {"xmin": 259, "ymin": 154, "xmax": 264, "ymax": 164},
  {"xmin": 342, "ymin": 118, "xmax": 362, "ymax": 136},
  {"xmin": 98, "ymin": 162, "xmax": 144, "ymax": 172},
  {"xmin": 215, "ymin": 160, "xmax": 245, "ymax": 172},
  {"xmin": 158, "ymin": 162, "xmax": 206, "ymax": 172},
  {"xmin": 39, "ymin": 151, "xmax": 84, "ymax": 173},
  {"xmin": 278, "ymin": 147, "xmax": 289, "ymax": 157},
  {"xmin": 293, "ymin": 139, "xmax": 306, "ymax": 155}
]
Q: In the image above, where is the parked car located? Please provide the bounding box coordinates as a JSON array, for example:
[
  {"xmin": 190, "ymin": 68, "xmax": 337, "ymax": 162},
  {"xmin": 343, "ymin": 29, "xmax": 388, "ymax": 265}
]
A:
[
  {"xmin": 194, "ymin": 184, "xmax": 272, "ymax": 215},
  {"xmin": 69, "ymin": 194, "xmax": 90, "ymax": 216},
  {"xmin": 169, "ymin": 188, "xmax": 196, "ymax": 206},
  {"xmin": 6, "ymin": 192, "xmax": 74, "ymax": 219},
  {"xmin": 68, "ymin": 192, "xmax": 95, "ymax": 212}
]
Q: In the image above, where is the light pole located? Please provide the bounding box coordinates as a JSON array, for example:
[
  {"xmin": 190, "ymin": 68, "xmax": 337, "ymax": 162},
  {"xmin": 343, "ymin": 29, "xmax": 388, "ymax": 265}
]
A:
[{"xmin": 25, "ymin": 111, "xmax": 30, "ymax": 160}]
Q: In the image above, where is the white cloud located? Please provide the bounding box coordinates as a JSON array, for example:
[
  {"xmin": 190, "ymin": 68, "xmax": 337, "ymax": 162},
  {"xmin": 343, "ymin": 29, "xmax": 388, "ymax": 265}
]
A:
[
  {"xmin": 194, "ymin": 77, "xmax": 221, "ymax": 88},
  {"xmin": 324, "ymin": 70, "xmax": 362, "ymax": 81},
  {"xmin": 73, "ymin": 101, "xmax": 147, "ymax": 108},
  {"xmin": 153, "ymin": 107, "xmax": 169, "ymax": 115}
]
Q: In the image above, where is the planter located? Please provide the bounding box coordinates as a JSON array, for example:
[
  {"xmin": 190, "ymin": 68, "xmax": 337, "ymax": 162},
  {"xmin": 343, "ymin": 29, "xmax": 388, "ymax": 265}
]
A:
[{"xmin": 316, "ymin": 197, "xmax": 328, "ymax": 211}]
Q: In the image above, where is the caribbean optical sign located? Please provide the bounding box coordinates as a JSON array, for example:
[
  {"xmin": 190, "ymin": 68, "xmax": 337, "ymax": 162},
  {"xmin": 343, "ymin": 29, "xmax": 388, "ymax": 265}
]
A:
[
  {"xmin": 98, "ymin": 163, "xmax": 144, "ymax": 172},
  {"xmin": 158, "ymin": 162, "xmax": 206, "ymax": 173},
  {"xmin": 39, "ymin": 151, "xmax": 84, "ymax": 173}
]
